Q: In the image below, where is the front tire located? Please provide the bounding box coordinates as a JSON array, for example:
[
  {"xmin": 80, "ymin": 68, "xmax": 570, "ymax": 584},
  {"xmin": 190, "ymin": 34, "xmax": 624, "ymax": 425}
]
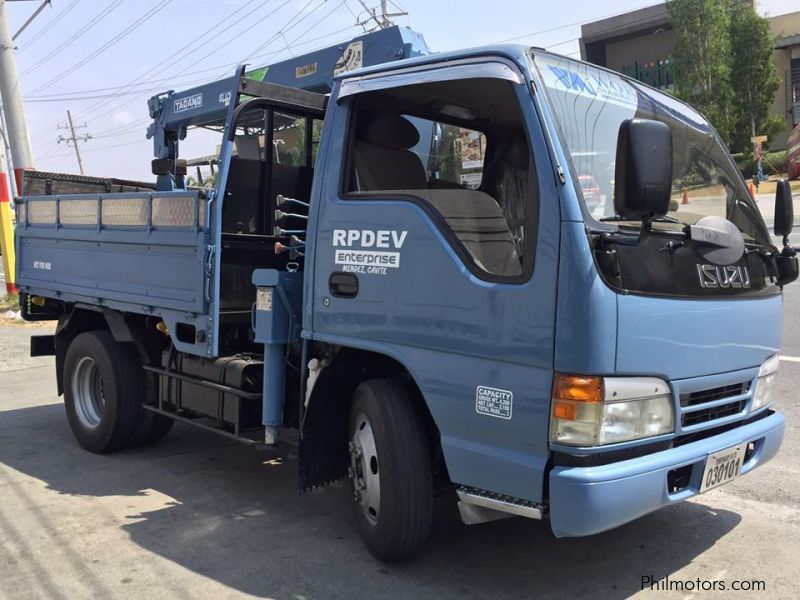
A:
[
  {"xmin": 63, "ymin": 331, "xmax": 143, "ymax": 453},
  {"xmin": 348, "ymin": 379, "xmax": 433, "ymax": 561}
]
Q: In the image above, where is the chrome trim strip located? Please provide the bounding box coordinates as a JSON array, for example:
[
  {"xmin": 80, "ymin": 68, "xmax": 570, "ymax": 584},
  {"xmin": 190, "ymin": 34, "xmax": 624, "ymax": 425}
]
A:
[{"xmin": 456, "ymin": 489, "xmax": 543, "ymax": 522}]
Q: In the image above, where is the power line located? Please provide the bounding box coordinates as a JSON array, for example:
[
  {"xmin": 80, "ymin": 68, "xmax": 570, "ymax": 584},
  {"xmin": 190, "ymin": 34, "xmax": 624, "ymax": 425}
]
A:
[
  {"xmin": 173, "ymin": 0, "xmax": 295, "ymax": 79},
  {"xmin": 343, "ymin": 0, "xmax": 366, "ymax": 32},
  {"xmin": 27, "ymin": 18, "xmax": 359, "ymax": 103},
  {"xmin": 242, "ymin": 0, "xmax": 330, "ymax": 63},
  {"xmin": 70, "ymin": 0, "xmax": 285, "ymax": 125},
  {"xmin": 279, "ymin": 0, "xmax": 349, "ymax": 56},
  {"xmin": 41, "ymin": 136, "xmax": 150, "ymax": 161},
  {"xmin": 32, "ymin": 3, "xmax": 358, "ymax": 155},
  {"xmin": 20, "ymin": 0, "xmax": 123, "ymax": 77},
  {"xmin": 12, "ymin": 0, "xmax": 53, "ymax": 42},
  {"xmin": 71, "ymin": 0, "xmax": 271, "ymax": 121},
  {"xmin": 17, "ymin": 0, "xmax": 80, "ymax": 51},
  {"xmin": 29, "ymin": 20, "xmax": 361, "ymax": 154},
  {"xmin": 26, "ymin": 0, "xmax": 175, "ymax": 96},
  {"xmin": 492, "ymin": 2, "xmax": 663, "ymax": 46},
  {"xmin": 71, "ymin": 0, "xmax": 300, "ymax": 128}
]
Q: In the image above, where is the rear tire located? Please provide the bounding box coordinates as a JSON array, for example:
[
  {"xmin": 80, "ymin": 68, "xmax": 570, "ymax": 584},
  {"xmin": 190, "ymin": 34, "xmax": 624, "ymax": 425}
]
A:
[
  {"xmin": 63, "ymin": 331, "xmax": 143, "ymax": 453},
  {"xmin": 131, "ymin": 355, "xmax": 174, "ymax": 446},
  {"xmin": 348, "ymin": 379, "xmax": 433, "ymax": 561},
  {"xmin": 133, "ymin": 410, "xmax": 174, "ymax": 445}
]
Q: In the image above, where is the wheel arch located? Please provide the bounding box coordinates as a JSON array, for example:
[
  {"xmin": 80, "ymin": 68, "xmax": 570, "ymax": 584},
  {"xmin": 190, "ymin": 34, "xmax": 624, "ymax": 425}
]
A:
[
  {"xmin": 54, "ymin": 305, "xmax": 164, "ymax": 395},
  {"xmin": 300, "ymin": 344, "xmax": 447, "ymax": 491}
]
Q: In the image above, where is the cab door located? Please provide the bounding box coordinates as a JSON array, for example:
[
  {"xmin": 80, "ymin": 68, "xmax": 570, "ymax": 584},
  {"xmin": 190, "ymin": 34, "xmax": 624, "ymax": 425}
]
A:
[{"xmin": 308, "ymin": 58, "xmax": 561, "ymax": 503}]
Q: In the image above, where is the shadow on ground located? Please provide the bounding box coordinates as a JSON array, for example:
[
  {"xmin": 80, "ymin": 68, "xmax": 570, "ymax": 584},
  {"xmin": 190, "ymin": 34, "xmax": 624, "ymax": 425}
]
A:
[{"xmin": 0, "ymin": 403, "xmax": 742, "ymax": 599}]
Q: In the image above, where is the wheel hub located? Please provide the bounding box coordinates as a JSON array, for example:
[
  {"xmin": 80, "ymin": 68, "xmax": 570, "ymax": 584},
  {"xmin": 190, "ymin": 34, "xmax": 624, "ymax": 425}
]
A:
[
  {"xmin": 349, "ymin": 413, "xmax": 380, "ymax": 524},
  {"xmin": 72, "ymin": 356, "xmax": 106, "ymax": 429}
]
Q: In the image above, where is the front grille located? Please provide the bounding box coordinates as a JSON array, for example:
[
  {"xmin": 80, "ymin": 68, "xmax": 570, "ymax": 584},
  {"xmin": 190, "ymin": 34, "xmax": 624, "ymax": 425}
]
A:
[
  {"xmin": 681, "ymin": 399, "xmax": 747, "ymax": 427},
  {"xmin": 680, "ymin": 382, "xmax": 750, "ymax": 407}
]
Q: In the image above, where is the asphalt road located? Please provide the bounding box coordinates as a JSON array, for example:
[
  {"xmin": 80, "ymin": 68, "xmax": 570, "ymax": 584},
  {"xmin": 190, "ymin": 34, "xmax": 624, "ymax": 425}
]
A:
[{"xmin": 1, "ymin": 291, "xmax": 800, "ymax": 600}]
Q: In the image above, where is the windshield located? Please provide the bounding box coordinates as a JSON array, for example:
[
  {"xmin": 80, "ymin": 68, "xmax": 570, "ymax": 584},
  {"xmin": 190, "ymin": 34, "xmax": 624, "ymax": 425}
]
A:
[{"xmin": 533, "ymin": 52, "xmax": 770, "ymax": 244}]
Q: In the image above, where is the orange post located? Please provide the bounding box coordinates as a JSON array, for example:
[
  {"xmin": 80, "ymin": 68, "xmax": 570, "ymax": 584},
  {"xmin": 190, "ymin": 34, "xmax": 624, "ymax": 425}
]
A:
[
  {"xmin": 0, "ymin": 152, "xmax": 16, "ymax": 293},
  {"xmin": 0, "ymin": 168, "xmax": 17, "ymax": 293},
  {"xmin": 748, "ymin": 182, "xmax": 755, "ymax": 199},
  {"xmin": 681, "ymin": 190, "xmax": 689, "ymax": 205}
]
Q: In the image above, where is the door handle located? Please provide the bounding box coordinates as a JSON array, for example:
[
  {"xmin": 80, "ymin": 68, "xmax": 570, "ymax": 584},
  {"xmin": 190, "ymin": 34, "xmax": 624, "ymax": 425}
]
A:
[{"xmin": 329, "ymin": 272, "xmax": 359, "ymax": 298}]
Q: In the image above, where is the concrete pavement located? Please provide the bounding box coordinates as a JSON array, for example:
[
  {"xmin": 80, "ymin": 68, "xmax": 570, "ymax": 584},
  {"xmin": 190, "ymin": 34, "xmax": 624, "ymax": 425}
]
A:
[{"xmin": 2, "ymin": 289, "xmax": 800, "ymax": 599}]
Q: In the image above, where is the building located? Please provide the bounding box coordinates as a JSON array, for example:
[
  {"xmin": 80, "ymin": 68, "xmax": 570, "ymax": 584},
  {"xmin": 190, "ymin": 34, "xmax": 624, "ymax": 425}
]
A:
[{"xmin": 579, "ymin": 3, "xmax": 800, "ymax": 149}]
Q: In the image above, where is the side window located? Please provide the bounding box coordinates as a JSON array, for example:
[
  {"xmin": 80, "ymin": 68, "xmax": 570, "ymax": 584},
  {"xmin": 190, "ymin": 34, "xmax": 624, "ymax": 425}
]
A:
[
  {"xmin": 346, "ymin": 77, "xmax": 535, "ymax": 280},
  {"xmin": 406, "ymin": 118, "xmax": 486, "ymax": 190},
  {"xmin": 272, "ymin": 114, "xmax": 324, "ymax": 167}
]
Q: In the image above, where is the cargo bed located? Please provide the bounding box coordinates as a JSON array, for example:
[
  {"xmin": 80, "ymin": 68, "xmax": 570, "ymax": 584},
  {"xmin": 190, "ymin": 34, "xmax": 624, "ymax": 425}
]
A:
[
  {"xmin": 15, "ymin": 183, "xmax": 213, "ymax": 355},
  {"xmin": 20, "ymin": 170, "xmax": 156, "ymax": 196}
]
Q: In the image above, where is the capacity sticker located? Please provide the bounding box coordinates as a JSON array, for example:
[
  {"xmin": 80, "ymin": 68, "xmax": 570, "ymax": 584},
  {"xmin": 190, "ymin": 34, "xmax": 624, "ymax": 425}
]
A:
[{"xmin": 475, "ymin": 386, "xmax": 513, "ymax": 420}]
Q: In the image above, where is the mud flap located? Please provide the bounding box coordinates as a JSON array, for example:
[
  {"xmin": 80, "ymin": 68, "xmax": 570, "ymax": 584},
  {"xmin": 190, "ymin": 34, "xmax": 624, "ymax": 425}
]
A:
[
  {"xmin": 297, "ymin": 365, "xmax": 358, "ymax": 492},
  {"xmin": 298, "ymin": 423, "xmax": 349, "ymax": 491}
]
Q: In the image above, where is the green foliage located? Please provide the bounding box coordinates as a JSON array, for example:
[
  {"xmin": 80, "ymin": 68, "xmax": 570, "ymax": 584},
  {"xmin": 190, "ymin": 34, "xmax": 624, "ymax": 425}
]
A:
[
  {"xmin": 728, "ymin": 2, "xmax": 781, "ymax": 152},
  {"xmin": 0, "ymin": 292, "xmax": 20, "ymax": 313},
  {"xmin": 735, "ymin": 150, "xmax": 787, "ymax": 178},
  {"xmin": 667, "ymin": 0, "xmax": 781, "ymax": 151},
  {"xmin": 186, "ymin": 173, "xmax": 216, "ymax": 188},
  {"xmin": 437, "ymin": 125, "xmax": 463, "ymax": 183},
  {"xmin": 667, "ymin": 0, "xmax": 733, "ymax": 141}
]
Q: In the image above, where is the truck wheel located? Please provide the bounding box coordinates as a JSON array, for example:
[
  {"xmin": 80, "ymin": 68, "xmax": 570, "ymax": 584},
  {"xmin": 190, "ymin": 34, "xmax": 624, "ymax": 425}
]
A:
[
  {"xmin": 132, "ymin": 364, "xmax": 174, "ymax": 446},
  {"xmin": 63, "ymin": 331, "xmax": 142, "ymax": 453},
  {"xmin": 348, "ymin": 379, "xmax": 433, "ymax": 561},
  {"xmin": 134, "ymin": 410, "xmax": 174, "ymax": 445}
]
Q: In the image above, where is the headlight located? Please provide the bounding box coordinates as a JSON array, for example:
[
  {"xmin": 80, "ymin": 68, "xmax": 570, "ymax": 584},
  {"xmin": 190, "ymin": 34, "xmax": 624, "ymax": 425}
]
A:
[
  {"xmin": 550, "ymin": 374, "xmax": 674, "ymax": 446},
  {"xmin": 752, "ymin": 354, "xmax": 779, "ymax": 411}
]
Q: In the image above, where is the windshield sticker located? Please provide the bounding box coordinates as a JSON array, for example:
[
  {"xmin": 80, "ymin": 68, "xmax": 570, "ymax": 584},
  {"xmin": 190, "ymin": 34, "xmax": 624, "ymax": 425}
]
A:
[
  {"xmin": 333, "ymin": 229, "xmax": 407, "ymax": 276},
  {"xmin": 542, "ymin": 63, "xmax": 638, "ymax": 108},
  {"xmin": 476, "ymin": 386, "xmax": 513, "ymax": 420}
]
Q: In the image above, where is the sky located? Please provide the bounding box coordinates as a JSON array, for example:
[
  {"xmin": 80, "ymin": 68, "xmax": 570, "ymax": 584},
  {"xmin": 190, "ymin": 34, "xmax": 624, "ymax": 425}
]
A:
[{"xmin": 4, "ymin": 0, "xmax": 799, "ymax": 182}]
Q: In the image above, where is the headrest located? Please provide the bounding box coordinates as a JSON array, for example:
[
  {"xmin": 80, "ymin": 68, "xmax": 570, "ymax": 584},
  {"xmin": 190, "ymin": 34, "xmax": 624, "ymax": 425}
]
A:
[
  {"xmin": 497, "ymin": 138, "xmax": 529, "ymax": 169},
  {"xmin": 359, "ymin": 115, "xmax": 420, "ymax": 149}
]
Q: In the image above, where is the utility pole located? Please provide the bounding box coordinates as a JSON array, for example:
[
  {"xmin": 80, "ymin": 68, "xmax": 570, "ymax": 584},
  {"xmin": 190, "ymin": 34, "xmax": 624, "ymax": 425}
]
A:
[
  {"xmin": 0, "ymin": 102, "xmax": 17, "ymax": 197},
  {"xmin": 0, "ymin": 0, "xmax": 36, "ymax": 192},
  {"xmin": 379, "ymin": 1, "xmax": 391, "ymax": 28},
  {"xmin": 379, "ymin": 1, "xmax": 406, "ymax": 27},
  {"xmin": 357, "ymin": 1, "xmax": 406, "ymax": 31},
  {"xmin": 0, "ymin": 0, "xmax": 41, "ymax": 295},
  {"xmin": 57, "ymin": 110, "xmax": 91, "ymax": 175},
  {"xmin": 12, "ymin": 0, "xmax": 49, "ymax": 41},
  {"xmin": 0, "ymin": 140, "xmax": 14, "ymax": 293}
]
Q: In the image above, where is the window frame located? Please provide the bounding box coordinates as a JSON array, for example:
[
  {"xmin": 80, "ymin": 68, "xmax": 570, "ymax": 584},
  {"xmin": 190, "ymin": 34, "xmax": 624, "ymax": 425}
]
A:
[{"xmin": 339, "ymin": 79, "xmax": 538, "ymax": 285}]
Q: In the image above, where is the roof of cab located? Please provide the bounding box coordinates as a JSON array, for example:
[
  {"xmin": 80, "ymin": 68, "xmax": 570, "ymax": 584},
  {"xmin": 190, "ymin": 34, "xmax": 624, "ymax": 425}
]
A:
[{"xmin": 335, "ymin": 43, "xmax": 537, "ymax": 81}]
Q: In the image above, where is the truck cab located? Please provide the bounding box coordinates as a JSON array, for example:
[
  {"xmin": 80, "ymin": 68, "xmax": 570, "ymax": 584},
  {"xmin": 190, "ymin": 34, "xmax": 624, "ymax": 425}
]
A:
[{"xmin": 14, "ymin": 42, "xmax": 797, "ymax": 560}]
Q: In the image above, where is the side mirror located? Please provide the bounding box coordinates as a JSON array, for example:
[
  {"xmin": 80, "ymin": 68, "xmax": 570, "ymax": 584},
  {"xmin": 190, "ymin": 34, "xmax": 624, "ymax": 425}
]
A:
[
  {"xmin": 614, "ymin": 119, "xmax": 673, "ymax": 222},
  {"xmin": 774, "ymin": 179, "xmax": 793, "ymax": 239}
]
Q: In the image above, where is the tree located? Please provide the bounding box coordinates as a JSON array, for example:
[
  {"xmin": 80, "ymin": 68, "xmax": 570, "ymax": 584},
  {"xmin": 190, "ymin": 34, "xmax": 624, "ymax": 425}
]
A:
[
  {"xmin": 667, "ymin": 0, "xmax": 734, "ymax": 142},
  {"xmin": 728, "ymin": 2, "xmax": 784, "ymax": 153}
]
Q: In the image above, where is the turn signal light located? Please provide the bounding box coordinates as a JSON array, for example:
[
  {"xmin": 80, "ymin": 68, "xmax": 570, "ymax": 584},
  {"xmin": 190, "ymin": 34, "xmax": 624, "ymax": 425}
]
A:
[{"xmin": 553, "ymin": 374, "xmax": 603, "ymax": 404}]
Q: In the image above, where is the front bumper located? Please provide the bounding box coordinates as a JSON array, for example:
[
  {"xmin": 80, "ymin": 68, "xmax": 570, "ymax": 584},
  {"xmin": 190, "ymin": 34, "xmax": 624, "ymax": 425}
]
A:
[{"xmin": 548, "ymin": 410, "xmax": 785, "ymax": 537}]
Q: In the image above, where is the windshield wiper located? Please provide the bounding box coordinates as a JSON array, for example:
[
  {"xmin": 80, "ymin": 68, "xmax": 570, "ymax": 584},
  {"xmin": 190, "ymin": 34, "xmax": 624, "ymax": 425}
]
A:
[{"xmin": 599, "ymin": 215, "xmax": 683, "ymax": 224}]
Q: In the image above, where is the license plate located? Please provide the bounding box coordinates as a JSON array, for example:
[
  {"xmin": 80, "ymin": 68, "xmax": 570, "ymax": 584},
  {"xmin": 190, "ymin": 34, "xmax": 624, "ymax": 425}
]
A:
[{"xmin": 700, "ymin": 444, "xmax": 747, "ymax": 493}]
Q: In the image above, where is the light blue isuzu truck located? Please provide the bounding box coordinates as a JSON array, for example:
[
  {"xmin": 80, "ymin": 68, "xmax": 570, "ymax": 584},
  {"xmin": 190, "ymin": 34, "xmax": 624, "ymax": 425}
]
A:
[{"xmin": 14, "ymin": 29, "xmax": 798, "ymax": 560}]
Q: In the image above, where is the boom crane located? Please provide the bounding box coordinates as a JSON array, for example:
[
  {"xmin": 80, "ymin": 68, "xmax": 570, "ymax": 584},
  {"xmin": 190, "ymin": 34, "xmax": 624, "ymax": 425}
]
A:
[{"xmin": 147, "ymin": 26, "xmax": 429, "ymax": 175}]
